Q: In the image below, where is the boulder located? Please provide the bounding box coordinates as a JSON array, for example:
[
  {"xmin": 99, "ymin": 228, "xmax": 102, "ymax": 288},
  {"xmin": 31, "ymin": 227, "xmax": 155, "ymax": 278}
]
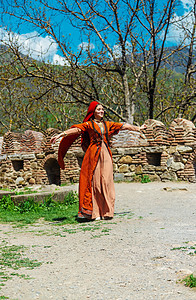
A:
[
  {"xmin": 160, "ymin": 171, "xmax": 172, "ymax": 181},
  {"xmin": 148, "ymin": 174, "xmax": 161, "ymax": 181},
  {"xmin": 176, "ymin": 145, "xmax": 193, "ymax": 153},
  {"xmin": 113, "ymin": 173, "xmax": 124, "ymax": 181},
  {"xmin": 119, "ymin": 155, "xmax": 133, "ymax": 164},
  {"xmin": 170, "ymin": 161, "xmax": 184, "ymax": 171},
  {"xmin": 129, "ymin": 165, "xmax": 135, "ymax": 172},
  {"xmin": 29, "ymin": 178, "xmax": 36, "ymax": 185},
  {"xmin": 16, "ymin": 177, "xmax": 25, "ymax": 185},
  {"xmin": 30, "ymin": 162, "xmax": 37, "ymax": 169},
  {"xmin": 135, "ymin": 165, "xmax": 143, "ymax": 175},
  {"xmin": 113, "ymin": 163, "xmax": 118, "ymax": 172},
  {"xmin": 119, "ymin": 164, "xmax": 129, "ymax": 173}
]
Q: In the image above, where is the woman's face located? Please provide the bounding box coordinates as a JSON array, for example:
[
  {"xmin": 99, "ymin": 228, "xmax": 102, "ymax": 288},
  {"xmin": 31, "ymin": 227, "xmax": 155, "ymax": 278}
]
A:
[{"xmin": 94, "ymin": 105, "xmax": 104, "ymax": 120}]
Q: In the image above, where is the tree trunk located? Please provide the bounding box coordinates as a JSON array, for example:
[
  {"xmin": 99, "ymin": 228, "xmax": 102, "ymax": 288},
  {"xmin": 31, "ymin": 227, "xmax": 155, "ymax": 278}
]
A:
[{"xmin": 122, "ymin": 72, "xmax": 134, "ymax": 124}]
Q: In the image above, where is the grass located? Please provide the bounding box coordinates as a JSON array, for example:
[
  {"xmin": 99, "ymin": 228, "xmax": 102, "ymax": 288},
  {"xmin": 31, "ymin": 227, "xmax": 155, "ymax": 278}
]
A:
[
  {"xmin": 171, "ymin": 244, "xmax": 196, "ymax": 255},
  {"xmin": 183, "ymin": 274, "xmax": 196, "ymax": 288},
  {"xmin": 0, "ymin": 190, "xmax": 120, "ymax": 298},
  {"xmin": 0, "ymin": 244, "xmax": 41, "ymax": 270},
  {"xmin": 0, "ymin": 191, "xmax": 79, "ymax": 225},
  {"xmin": 0, "ymin": 241, "xmax": 42, "ymax": 298}
]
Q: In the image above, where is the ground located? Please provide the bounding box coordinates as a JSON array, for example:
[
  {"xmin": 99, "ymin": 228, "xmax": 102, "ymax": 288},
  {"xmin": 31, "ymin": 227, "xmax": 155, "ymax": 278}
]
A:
[{"xmin": 0, "ymin": 181, "xmax": 196, "ymax": 300}]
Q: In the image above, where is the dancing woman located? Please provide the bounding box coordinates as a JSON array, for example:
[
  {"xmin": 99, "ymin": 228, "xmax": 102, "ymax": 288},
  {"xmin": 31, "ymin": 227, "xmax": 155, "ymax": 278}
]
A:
[{"xmin": 51, "ymin": 101, "xmax": 144, "ymax": 220}]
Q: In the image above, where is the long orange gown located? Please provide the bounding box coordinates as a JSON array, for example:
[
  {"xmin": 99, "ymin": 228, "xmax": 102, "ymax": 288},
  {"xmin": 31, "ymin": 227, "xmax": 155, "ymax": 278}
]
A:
[{"xmin": 60, "ymin": 120, "xmax": 123, "ymax": 219}]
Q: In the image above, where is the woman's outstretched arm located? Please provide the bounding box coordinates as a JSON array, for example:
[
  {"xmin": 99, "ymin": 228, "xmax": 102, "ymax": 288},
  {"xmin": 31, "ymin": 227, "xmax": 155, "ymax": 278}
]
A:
[
  {"xmin": 121, "ymin": 123, "xmax": 146, "ymax": 132},
  {"xmin": 50, "ymin": 127, "xmax": 82, "ymax": 144}
]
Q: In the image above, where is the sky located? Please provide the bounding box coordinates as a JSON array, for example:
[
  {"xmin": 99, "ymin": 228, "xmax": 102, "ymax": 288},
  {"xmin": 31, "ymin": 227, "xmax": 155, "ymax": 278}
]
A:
[{"xmin": 0, "ymin": 0, "xmax": 194, "ymax": 65}]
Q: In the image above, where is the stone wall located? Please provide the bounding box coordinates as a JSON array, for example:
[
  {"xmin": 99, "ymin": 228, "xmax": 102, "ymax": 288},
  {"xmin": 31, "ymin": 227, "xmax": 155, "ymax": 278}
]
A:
[
  {"xmin": 111, "ymin": 118, "xmax": 196, "ymax": 182},
  {"xmin": 0, "ymin": 118, "xmax": 195, "ymax": 188},
  {"xmin": 0, "ymin": 128, "xmax": 81, "ymax": 188}
]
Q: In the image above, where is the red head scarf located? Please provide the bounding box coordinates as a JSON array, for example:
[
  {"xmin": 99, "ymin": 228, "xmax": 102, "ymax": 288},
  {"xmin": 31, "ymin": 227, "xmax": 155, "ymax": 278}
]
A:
[
  {"xmin": 83, "ymin": 101, "xmax": 99, "ymax": 122},
  {"xmin": 58, "ymin": 101, "xmax": 99, "ymax": 169},
  {"xmin": 81, "ymin": 101, "xmax": 99, "ymax": 152}
]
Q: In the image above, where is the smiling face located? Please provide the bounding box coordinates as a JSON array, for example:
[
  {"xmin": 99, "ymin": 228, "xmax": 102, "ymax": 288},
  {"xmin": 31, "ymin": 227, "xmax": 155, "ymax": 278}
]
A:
[{"xmin": 94, "ymin": 104, "xmax": 104, "ymax": 121}]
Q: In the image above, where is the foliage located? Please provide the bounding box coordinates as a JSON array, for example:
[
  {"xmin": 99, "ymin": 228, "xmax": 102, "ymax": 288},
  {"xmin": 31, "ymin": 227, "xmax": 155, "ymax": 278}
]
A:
[
  {"xmin": 183, "ymin": 274, "xmax": 196, "ymax": 288},
  {"xmin": 0, "ymin": 191, "xmax": 79, "ymax": 224},
  {"xmin": 140, "ymin": 175, "xmax": 151, "ymax": 183}
]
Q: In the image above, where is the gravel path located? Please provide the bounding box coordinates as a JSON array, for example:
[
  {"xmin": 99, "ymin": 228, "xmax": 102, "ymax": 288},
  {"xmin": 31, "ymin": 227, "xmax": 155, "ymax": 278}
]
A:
[{"xmin": 0, "ymin": 181, "xmax": 196, "ymax": 300}]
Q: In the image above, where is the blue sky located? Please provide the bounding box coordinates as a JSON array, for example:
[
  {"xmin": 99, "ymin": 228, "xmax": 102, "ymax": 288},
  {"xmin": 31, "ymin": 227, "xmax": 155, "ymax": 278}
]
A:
[{"xmin": 0, "ymin": 0, "xmax": 194, "ymax": 65}]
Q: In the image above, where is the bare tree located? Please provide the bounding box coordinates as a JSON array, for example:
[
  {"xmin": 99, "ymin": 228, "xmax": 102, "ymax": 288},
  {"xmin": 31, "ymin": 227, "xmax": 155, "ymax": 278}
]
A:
[{"xmin": 0, "ymin": 0, "xmax": 195, "ymax": 133}]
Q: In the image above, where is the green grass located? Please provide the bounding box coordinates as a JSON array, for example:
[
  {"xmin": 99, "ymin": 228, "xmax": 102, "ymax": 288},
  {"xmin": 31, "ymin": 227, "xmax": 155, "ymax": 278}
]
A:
[
  {"xmin": 0, "ymin": 244, "xmax": 41, "ymax": 270},
  {"xmin": 183, "ymin": 274, "xmax": 196, "ymax": 288},
  {"xmin": 0, "ymin": 242, "xmax": 42, "ymax": 298},
  {"xmin": 171, "ymin": 244, "xmax": 196, "ymax": 255},
  {"xmin": 140, "ymin": 175, "xmax": 151, "ymax": 183},
  {"xmin": 0, "ymin": 191, "xmax": 79, "ymax": 225}
]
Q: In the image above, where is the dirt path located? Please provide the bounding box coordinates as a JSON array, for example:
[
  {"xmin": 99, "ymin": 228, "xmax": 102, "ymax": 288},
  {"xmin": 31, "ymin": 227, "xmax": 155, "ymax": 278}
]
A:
[{"xmin": 0, "ymin": 182, "xmax": 196, "ymax": 300}]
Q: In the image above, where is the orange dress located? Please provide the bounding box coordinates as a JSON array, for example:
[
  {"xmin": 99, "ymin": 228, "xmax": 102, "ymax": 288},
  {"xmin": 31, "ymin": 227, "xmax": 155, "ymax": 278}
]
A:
[{"xmin": 59, "ymin": 120, "xmax": 123, "ymax": 219}]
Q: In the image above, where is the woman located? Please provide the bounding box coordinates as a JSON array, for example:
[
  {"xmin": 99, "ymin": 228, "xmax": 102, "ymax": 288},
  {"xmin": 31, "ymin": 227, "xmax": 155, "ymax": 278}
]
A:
[{"xmin": 51, "ymin": 101, "xmax": 144, "ymax": 221}]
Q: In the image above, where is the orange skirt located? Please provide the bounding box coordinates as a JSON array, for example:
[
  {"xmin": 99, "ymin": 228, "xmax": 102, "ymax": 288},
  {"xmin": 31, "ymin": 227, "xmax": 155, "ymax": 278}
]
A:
[{"xmin": 91, "ymin": 141, "xmax": 115, "ymax": 219}]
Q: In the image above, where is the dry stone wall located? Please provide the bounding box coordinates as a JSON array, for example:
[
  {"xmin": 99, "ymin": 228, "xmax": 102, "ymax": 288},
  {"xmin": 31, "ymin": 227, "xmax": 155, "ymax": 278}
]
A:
[
  {"xmin": 0, "ymin": 118, "xmax": 195, "ymax": 189},
  {"xmin": 111, "ymin": 118, "xmax": 196, "ymax": 183}
]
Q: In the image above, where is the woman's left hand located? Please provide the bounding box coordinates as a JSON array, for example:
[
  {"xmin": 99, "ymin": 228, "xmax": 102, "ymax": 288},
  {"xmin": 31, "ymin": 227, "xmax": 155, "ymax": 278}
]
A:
[
  {"xmin": 139, "ymin": 124, "xmax": 147, "ymax": 131},
  {"xmin": 50, "ymin": 133, "xmax": 63, "ymax": 144}
]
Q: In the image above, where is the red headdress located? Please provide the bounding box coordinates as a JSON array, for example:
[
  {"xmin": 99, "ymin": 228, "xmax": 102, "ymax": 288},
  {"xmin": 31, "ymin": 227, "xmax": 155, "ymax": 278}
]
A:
[
  {"xmin": 58, "ymin": 101, "xmax": 99, "ymax": 169},
  {"xmin": 83, "ymin": 101, "xmax": 99, "ymax": 122}
]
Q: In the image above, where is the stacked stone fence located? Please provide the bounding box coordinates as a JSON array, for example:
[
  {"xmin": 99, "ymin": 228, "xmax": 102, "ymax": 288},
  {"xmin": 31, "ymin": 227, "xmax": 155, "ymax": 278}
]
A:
[{"xmin": 0, "ymin": 118, "xmax": 195, "ymax": 189}]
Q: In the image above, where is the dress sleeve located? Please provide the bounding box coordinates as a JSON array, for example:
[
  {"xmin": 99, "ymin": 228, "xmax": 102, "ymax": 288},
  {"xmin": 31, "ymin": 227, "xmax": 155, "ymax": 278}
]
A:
[
  {"xmin": 71, "ymin": 122, "xmax": 90, "ymax": 133},
  {"xmin": 108, "ymin": 121, "xmax": 124, "ymax": 138},
  {"xmin": 64, "ymin": 127, "xmax": 82, "ymax": 136}
]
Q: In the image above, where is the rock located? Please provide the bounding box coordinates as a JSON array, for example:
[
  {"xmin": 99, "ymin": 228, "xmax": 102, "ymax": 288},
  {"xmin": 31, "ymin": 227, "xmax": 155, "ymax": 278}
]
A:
[
  {"xmin": 36, "ymin": 153, "xmax": 45, "ymax": 159},
  {"xmin": 148, "ymin": 174, "xmax": 161, "ymax": 181},
  {"xmin": 7, "ymin": 178, "xmax": 14, "ymax": 183},
  {"xmin": 124, "ymin": 148, "xmax": 140, "ymax": 155},
  {"xmin": 170, "ymin": 171, "xmax": 178, "ymax": 181},
  {"xmin": 0, "ymin": 155, "xmax": 7, "ymax": 161},
  {"xmin": 170, "ymin": 162, "xmax": 184, "ymax": 171},
  {"xmin": 143, "ymin": 165, "xmax": 155, "ymax": 171},
  {"xmin": 167, "ymin": 158, "xmax": 184, "ymax": 171},
  {"xmin": 21, "ymin": 154, "xmax": 36, "ymax": 159},
  {"xmin": 119, "ymin": 155, "xmax": 132, "ymax": 164},
  {"xmin": 29, "ymin": 178, "xmax": 36, "ymax": 185},
  {"xmin": 30, "ymin": 162, "xmax": 37, "ymax": 169},
  {"xmin": 166, "ymin": 158, "xmax": 173, "ymax": 168},
  {"xmin": 111, "ymin": 149, "xmax": 118, "ymax": 155},
  {"xmin": 168, "ymin": 146, "xmax": 177, "ymax": 154},
  {"xmin": 160, "ymin": 171, "xmax": 172, "ymax": 181},
  {"xmin": 113, "ymin": 163, "xmax": 118, "ymax": 172},
  {"xmin": 113, "ymin": 173, "xmax": 124, "ymax": 181},
  {"xmin": 155, "ymin": 166, "xmax": 167, "ymax": 172},
  {"xmin": 119, "ymin": 164, "xmax": 129, "ymax": 173},
  {"xmin": 124, "ymin": 172, "xmax": 135, "ymax": 177},
  {"xmin": 181, "ymin": 158, "xmax": 187, "ymax": 164},
  {"xmin": 145, "ymin": 146, "xmax": 165, "ymax": 153},
  {"xmin": 135, "ymin": 165, "xmax": 143, "ymax": 175},
  {"xmin": 129, "ymin": 165, "xmax": 135, "ymax": 172},
  {"xmin": 173, "ymin": 152, "xmax": 182, "ymax": 162},
  {"xmin": 116, "ymin": 148, "xmax": 125, "ymax": 155},
  {"xmin": 75, "ymin": 150, "xmax": 85, "ymax": 158},
  {"xmin": 16, "ymin": 177, "xmax": 25, "ymax": 185},
  {"xmin": 176, "ymin": 145, "xmax": 193, "ymax": 153},
  {"xmin": 8, "ymin": 153, "xmax": 22, "ymax": 160},
  {"xmin": 112, "ymin": 156, "xmax": 121, "ymax": 163}
]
